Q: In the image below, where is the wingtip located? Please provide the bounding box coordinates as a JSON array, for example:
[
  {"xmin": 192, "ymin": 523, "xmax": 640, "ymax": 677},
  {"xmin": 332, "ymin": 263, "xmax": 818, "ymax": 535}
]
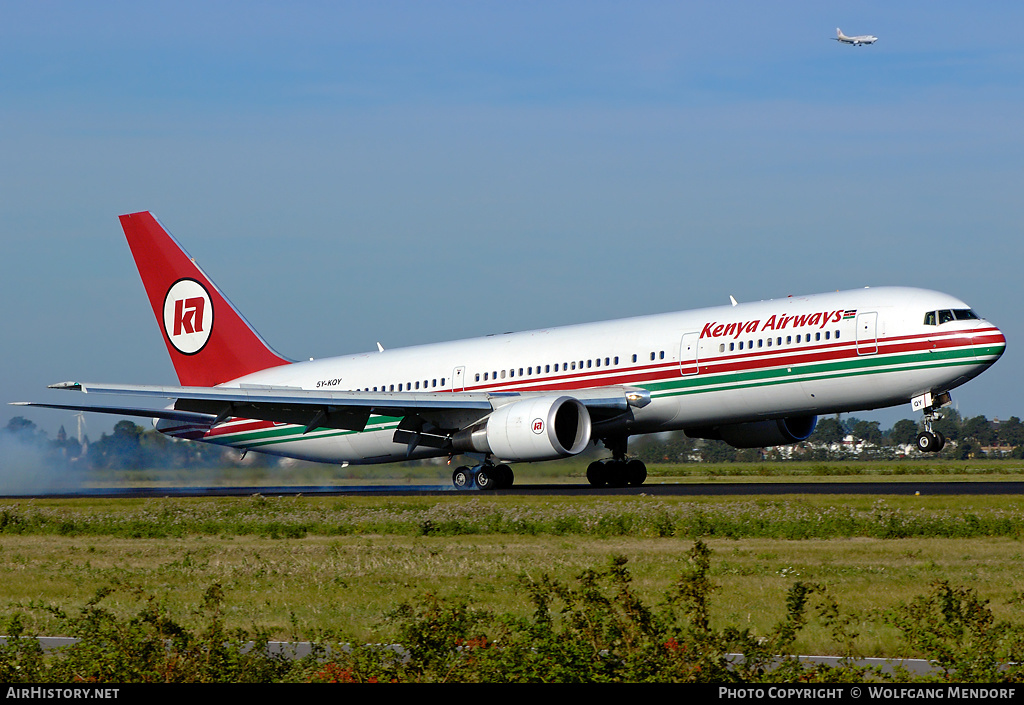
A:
[{"xmin": 48, "ymin": 381, "xmax": 82, "ymax": 391}]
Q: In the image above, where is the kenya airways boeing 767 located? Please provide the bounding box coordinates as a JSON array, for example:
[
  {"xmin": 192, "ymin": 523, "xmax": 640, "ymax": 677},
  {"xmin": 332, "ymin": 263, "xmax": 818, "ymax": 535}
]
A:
[{"xmin": 15, "ymin": 212, "xmax": 1005, "ymax": 490}]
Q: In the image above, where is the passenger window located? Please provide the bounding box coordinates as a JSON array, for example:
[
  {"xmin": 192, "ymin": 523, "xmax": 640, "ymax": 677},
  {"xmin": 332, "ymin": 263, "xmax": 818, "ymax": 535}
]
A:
[{"xmin": 719, "ymin": 344, "xmax": 725, "ymax": 353}]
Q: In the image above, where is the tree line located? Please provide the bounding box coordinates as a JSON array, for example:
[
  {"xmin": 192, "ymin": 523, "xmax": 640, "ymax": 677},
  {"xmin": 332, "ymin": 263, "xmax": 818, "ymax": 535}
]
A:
[
  {"xmin": 2, "ymin": 417, "xmax": 239, "ymax": 471},
  {"xmin": 4, "ymin": 409, "xmax": 1024, "ymax": 470},
  {"xmin": 629, "ymin": 409, "xmax": 1024, "ymax": 464}
]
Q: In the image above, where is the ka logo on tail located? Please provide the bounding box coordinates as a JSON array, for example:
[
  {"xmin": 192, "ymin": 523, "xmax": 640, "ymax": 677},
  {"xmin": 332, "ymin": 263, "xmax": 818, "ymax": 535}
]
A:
[{"xmin": 163, "ymin": 279, "xmax": 214, "ymax": 354}]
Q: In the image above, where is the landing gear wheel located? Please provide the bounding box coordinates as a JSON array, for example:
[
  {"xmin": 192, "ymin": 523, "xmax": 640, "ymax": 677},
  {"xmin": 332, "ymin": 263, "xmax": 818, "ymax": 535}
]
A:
[
  {"xmin": 933, "ymin": 431, "xmax": 946, "ymax": 452},
  {"xmin": 605, "ymin": 460, "xmax": 629, "ymax": 488},
  {"xmin": 493, "ymin": 464, "xmax": 514, "ymax": 489},
  {"xmin": 452, "ymin": 467, "xmax": 472, "ymax": 490},
  {"xmin": 475, "ymin": 467, "xmax": 497, "ymax": 490},
  {"xmin": 587, "ymin": 461, "xmax": 608, "ymax": 487},
  {"xmin": 625, "ymin": 459, "xmax": 647, "ymax": 486},
  {"xmin": 916, "ymin": 432, "xmax": 939, "ymax": 453}
]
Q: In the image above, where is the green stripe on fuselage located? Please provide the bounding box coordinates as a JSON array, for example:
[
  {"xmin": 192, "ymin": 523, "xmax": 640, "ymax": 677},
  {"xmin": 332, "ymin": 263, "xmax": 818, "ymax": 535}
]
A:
[{"xmin": 647, "ymin": 344, "xmax": 1002, "ymax": 399}]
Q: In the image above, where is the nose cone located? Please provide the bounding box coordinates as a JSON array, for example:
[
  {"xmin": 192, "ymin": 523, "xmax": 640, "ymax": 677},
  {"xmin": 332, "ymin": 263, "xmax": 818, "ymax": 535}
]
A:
[{"xmin": 980, "ymin": 322, "xmax": 1007, "ymax": 365}]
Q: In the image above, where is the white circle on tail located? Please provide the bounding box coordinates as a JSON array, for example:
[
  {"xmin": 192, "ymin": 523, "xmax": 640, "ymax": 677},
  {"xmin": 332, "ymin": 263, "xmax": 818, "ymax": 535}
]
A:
[{"xmin": 163, "ymin": 278, "xmax": 214, "ymax": 354}]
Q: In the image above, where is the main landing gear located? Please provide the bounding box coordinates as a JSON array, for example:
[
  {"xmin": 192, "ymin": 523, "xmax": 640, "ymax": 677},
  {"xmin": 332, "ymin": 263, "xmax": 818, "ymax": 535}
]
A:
[
  {"xmin": 452, "ymin": 462, "xmax": 514, "ymax": 491},
  {"xmin": 586, "ymin": 458, "xmax": 648, "ymax": 487},
  {"xmin": 586, "ymin": 436, "xmax": 648, "ymax": 487}
]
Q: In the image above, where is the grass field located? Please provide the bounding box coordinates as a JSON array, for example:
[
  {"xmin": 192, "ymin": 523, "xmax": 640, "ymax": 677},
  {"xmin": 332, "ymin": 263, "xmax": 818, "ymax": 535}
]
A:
[{"xmin": 2, "ymin": 461, "xmax": 1024, "ymax": 665}]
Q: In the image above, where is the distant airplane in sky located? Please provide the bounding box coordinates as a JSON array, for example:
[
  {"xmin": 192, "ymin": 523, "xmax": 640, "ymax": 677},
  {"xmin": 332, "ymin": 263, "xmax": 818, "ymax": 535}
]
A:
[
  {"xmin": 834, "ymin": 28, "xmax": 877, "ymax": 46},
  {"xmin": 14, "ymin": 212, "xmax": 1005, "ymax": 490}
]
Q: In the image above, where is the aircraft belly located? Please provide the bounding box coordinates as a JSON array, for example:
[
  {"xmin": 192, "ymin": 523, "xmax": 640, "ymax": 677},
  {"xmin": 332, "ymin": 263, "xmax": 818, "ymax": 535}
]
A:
[
  {"xmin": 196, "ymin": 417, "xmax": 422, "ymax": 465},
  {"xmin": 657, "ymin": 379, "xmax": 810, "ymax": 430}
]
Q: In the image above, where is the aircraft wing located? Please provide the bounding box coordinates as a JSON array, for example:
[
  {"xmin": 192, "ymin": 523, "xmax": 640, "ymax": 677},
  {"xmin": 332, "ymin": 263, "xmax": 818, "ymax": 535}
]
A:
[
  {"xmin": 9, "ymin": 400, "xmax": 218, "ymax": 425},
  {"xmin": 25, "ymin": 381, "xmax": 651, "ymax": 436}
]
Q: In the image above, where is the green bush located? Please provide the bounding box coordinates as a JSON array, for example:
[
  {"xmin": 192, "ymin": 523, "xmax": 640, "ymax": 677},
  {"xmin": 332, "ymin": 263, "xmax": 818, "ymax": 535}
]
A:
[{"xmin": 2, "ymin": 543, "xmax": 1023, "ymax": 683}]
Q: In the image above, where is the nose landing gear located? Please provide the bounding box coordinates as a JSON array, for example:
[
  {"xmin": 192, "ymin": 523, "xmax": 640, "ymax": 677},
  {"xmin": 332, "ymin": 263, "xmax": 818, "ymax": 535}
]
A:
[
  {"xmin": 915, "ymin": 428, "xmax": 946, "ymax": 453},
  {"xmin": 912, "ymin": 391, "xmax": 951, "ymax": 453}
]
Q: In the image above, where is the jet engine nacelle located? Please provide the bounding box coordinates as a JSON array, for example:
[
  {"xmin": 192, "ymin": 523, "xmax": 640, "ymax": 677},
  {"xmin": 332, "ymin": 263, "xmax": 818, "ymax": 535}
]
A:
[
  {"xmin": 689, "ymin": 415, "xmax": 817, "ymax": 449},
  {"xmin": 452, "ymin": 395, "xmax": 592, "ymax": 462}
]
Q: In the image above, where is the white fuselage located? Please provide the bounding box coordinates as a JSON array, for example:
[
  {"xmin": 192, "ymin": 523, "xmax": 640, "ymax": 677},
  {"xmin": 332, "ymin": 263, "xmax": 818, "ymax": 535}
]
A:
[{"xmin": 164, "ymin": 286, "xmax": 1004, "ymax": 464}]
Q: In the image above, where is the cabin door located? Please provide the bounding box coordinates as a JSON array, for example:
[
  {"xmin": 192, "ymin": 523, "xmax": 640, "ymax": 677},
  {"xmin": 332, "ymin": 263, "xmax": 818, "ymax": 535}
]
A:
[{"xmin": 679, "ymin": 332, "xmax": 699, "ymax": 376}]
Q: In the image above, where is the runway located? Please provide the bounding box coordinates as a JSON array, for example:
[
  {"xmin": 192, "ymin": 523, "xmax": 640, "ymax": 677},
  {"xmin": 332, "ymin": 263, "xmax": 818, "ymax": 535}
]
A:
[{"xmin": 5, "ymin": 480, "xmax": 1024, "ymax": 500}]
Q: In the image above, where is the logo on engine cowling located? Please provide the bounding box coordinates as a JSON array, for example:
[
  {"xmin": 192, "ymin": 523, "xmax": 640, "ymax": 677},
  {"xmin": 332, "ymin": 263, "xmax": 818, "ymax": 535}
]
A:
[
  {"xmin": 163, "ymin": 278, "xmax": 213, "ymax": 355},
  {"xmin": 532, "ymin": 418, "xmax": 544, "ymax": 434}
]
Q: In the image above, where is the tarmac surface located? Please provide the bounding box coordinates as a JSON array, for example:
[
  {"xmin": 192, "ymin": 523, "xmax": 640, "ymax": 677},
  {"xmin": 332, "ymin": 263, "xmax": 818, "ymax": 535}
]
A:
[{"xmin": 4, "ymin": 480, "xmax": 1024, "ymax": 499}]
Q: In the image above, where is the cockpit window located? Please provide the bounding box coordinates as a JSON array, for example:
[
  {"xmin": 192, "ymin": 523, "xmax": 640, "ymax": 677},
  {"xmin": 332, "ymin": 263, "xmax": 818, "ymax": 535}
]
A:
[{"xmin": 924, "ymin": 309, "xmax": 980, "ymax": 326}]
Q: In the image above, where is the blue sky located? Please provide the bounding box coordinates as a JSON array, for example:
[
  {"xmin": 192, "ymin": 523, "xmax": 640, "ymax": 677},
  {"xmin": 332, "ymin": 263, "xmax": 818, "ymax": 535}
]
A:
[{"xmin": 2, "ymin": 1, "xmax": 1022, "ymax": 439}]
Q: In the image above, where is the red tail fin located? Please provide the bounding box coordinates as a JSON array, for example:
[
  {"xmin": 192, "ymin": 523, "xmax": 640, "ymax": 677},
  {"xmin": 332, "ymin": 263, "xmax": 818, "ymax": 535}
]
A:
[{"xmin": 119, "ymin": 211, "xmax": 292, "ymax": 387}]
